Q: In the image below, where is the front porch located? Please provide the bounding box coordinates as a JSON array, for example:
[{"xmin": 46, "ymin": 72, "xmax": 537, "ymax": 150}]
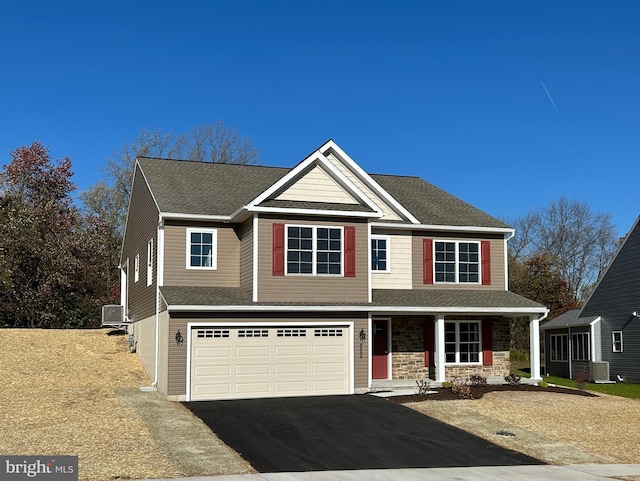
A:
[{"xmin": 369, "ymin": 314, "xmax": 543, "ymax": 389}]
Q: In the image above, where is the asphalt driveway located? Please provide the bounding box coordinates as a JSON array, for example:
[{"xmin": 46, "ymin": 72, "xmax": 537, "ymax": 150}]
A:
[{"xmin": 183, "ymin": 394, "xmax": 543, "ymax": 472}]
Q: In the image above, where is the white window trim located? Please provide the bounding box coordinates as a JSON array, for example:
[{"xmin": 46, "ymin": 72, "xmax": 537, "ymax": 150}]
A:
[
  {"xmin": 550, "ymin": 333, "xmax": 568, "ymax": 362},
  {"xmin": 444, "ymin": 320, "xmax": 482, "ymax": 365},
  {"xmin": 134, "ymin": 254, "xmax": 140, "ymax": 283},
  {"xmin": 186, "ymin": 228, "xmax": 218, "ymax": 270},
  {"xmin": 571, "ymin": 332, "xmax": 590, "ymax": 361},
  {"xmin": 433, "ymin": 240, "xmax": 481, "ymax": 285},
  {"xmin": 147, "ymin": 239, "xmax": 153, "ymax": 287},
  {"xmin": 285, "ymin": 224, "xmax": 344, "ymax": 276},
  {"xmin": 371, "ymin": 235, "xmax": 391, "ymax": 273},
  {"xmin": 612, "ymin": 331, "xmax": 623, "ymax": 353}
]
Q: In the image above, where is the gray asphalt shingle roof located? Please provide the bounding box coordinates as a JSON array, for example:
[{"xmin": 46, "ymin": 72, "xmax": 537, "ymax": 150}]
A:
[
  {"xmin": 159, "ymin": 286, "xmax": 545, "ymax": 312},
  {"xmin": 137, "ymin": 157, "xmax": 509, "ymax": 228},
  {"xmin": 539, "ymin": 309, "xmax": 600, "ymax": 330}
]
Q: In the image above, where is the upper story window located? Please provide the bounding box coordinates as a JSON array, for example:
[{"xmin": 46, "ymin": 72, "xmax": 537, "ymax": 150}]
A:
[
  {"xmin": 445, "ymin": 321, "xmax": 481, "ymax": 364},
  {"xmin": 147, "ymin": 239, "xmax": 153, "ymax": 286},
  {"xmin": 371, "ymin": 236, "xmax": 390, "ymax": 272},
  {"xmin": 287, "ymin": 225, "xmax": 342, "ymax": 275},
  {"xmin": 434, "ymin": 241, "xmax": 479, "ymax": 283},
  {"xmin": 571, "ymin": 332, "xmax": 590, "ymax": 361},
  {"xmin": 187, "ymin": 228, "xmax": 217, "ymax": 270},
  {"xmin": 612, "ymin": 331, "xmax": 623, "ymax": 352}
]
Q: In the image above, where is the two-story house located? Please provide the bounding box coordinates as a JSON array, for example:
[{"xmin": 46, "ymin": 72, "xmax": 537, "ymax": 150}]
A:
[
  {"xmin": 541, "ymin": 215, "xmax": 640, "ymax": 383},
  {"xmin": 120, "ymin": 140, "xmax": 547, "ymax": 401}
]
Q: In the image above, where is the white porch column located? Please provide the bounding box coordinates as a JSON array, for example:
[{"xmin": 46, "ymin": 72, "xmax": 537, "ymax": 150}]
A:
[
  {"xmin": 435, "ymin": 314, "xmax": 446, "ymax": 383},
  {"xmin": 529, "ymin": 315, "xmax": 542, "ymax": 381}
]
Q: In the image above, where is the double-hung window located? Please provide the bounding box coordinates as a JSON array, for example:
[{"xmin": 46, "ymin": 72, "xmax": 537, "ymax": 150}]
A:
[
  {"xmin": 287, "ymin": 225, "xmax": 342, "ymax": 275},
  {"xmin": 434, "ymin": 241, "xmax": 479, "ymax": 283},
  {"xmin": 187, "ymin": 228, "xmax": 217, "ymax": 269},
  {"xmin": 612, "ymin": 331, "xmax": 623, "ymax": 352},
  {"xmin": 550, "ymin": 334, "xmax": 568, "ymax": 361},
  {"xmin": 571, "ymin": 332, "xmax": 590, "ymax": 361},
  {"xmin": 371, "ymin": 235, "xmax": 390, "ymax": 272},
  {"xmin": 444, "ymin": 321, "xmax": 481, "ymax": 364}
]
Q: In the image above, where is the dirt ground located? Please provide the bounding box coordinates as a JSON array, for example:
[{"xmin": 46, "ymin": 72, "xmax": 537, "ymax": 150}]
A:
[
  {"xmin": 2, "ymin": 329, "xmax": 640, "ymax": 481},
  {"xmin": 0, "ymin": 329, "xmax": 253, "ymax": 481}
]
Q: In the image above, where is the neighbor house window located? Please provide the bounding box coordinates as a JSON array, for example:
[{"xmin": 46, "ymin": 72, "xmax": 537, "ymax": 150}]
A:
[
  {"xmin": 371, "ymin": 236, "xmax": 390, "ymax": 272},
  {"xmin": 550, "ymin": 334, "xmax": 568, "ymax": 361},
  {"xmin": 187, "ymin": 228, "xmax": 217, "ymax": 269},
  {"xmin": 147, "ymin": 239, "xmax": 153, "ymax": 286},
  {"xmin": 445, "ymin": 321, "xmax": 481, "ymax": 364},
  {"xmin": 571, "ymin": 332, "xmax": 590, "ymax": 361},
  {"xmin": 613, "ymin": 331, "xmax": 623, "ymax": 352},
  {"xmin": 134, "ymin": 254, "xmax": 140, "ymax": 283},
  {"xmin": 434, "ymin": 241, "xmax": 479, "ymax": 283},
  {"xmin": 286, "ymin": 225, "xmax": 342, "ymax": 275}
]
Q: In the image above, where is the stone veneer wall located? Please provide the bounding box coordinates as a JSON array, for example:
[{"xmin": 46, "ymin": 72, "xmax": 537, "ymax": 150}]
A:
[
  {"xmin": 390, "ymin": 316, "xmax": 431, "ymax": 379},
  {"xmin": 444, "ymin": 318, "xmax": 511, "ymax": 380},
  {"xmin": 389, "ymin": 316, "xmax": 511, "ymax": 380}
]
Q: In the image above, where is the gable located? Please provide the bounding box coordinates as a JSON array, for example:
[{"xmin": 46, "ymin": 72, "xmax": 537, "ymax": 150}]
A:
[
  {"xmin": 580, "ymin": 216, "xmax": 640, "ymax": 319},
  {"xmin": 275, "ymin": 165, "xmax": 359, "ymax": 205}
]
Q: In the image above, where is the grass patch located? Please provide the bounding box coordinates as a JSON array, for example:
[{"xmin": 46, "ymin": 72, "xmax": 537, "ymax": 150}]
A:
[{"xmin": 543, "ymin": 375, "xmax": 640, "ymax": 399}]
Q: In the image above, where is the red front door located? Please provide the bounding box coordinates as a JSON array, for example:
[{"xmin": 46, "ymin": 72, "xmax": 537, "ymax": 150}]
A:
[{"xmin": 372, "ymin": 320, "xmax": 389, "ymax": 379}]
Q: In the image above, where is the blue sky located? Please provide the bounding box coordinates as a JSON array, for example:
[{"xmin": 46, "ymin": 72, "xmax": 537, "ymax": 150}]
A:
[{"xmin": 2, "ymin": 1, "xmax": 639, "ymax": 234}]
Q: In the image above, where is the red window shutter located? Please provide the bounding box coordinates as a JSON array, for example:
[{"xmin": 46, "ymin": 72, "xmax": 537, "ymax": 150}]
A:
[
  {"xmin": 424, "ymin": 318, "xmax": 434, "ymax": 367},
  {"xmin": 272, "ymin": 223, "xmax": 285, "ymax": 276},
  {"xmin": 481, "ymin": 240, "xmax": 491, "ymax": 285},
  {"xmin": 423, "ymin": 239, "xmax": 433, "ymax": 284},
  {"xmin": 344, "ymin": 226, "xmax": 356, "ymax": 277},
  {"xmin": 482, "ymin": 320, "xmax": 493, "ymax": 366}
]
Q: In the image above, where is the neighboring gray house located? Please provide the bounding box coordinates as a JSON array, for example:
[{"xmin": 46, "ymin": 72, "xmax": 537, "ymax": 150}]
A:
[
  {"xmin": 119, "ymin": 140, "xmax": 547, "ymax": 401},
  {"xmin": 541, "ymin": 215, "xmax": 640, "ymax": 383}
]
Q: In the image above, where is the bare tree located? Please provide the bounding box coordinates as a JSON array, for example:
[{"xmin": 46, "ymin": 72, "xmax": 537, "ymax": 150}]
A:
[
  {"xmin": 507, "ymin": 197, "xmax": 618, "ymax": 303},
  {"xmin": 81, "ymin": 122, "xmax": 258, "ymax": 238}
]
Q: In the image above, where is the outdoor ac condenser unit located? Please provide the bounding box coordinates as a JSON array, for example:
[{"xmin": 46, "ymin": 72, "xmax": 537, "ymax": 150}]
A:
[
  {"xmin": 590, "ymin": 361, "xmax": 610, "ymax": 382},
  {"xmin": 101, "ymin": 305, "xmax": 124, "ymax": 326}
]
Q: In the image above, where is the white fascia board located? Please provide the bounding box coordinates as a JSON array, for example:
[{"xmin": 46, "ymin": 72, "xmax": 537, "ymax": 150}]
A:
[
  {"xmin": 160, "ymin": 212, "xmax": 232, "ymax": 222},
  {"xmin": 319, "ymin": 140, "xmax": 420, "ymax": 224},
  {"xmin": 590, "ymin": 316, "xmax": 602, "ymax": 326},
  {"xmin": 246, "ymin": 150, "xmax": 383, "ymax": 216},
  {"xmin": 371, "ymin": 222, "xmax": 514, "ymax": 235},
  {"xmin": 247, "ymin": 206, "xmax": 383, "ymax": 218},
  {"xmin": 167, "ymin": 304, "xmax": 548, "ymax": 315}
]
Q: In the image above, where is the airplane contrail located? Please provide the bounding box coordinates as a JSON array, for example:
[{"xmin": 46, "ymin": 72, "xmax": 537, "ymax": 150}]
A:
[{"xmin": 540, "ymin": 81, "xmax": 558, "ymax": 111}]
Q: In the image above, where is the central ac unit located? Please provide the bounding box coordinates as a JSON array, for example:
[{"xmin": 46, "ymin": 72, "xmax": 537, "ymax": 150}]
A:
[{"xmin": 102, "ymin": 305, "xmax": 124, "ymax": 326}]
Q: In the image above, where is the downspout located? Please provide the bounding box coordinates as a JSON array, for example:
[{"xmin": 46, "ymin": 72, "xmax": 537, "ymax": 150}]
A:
[{"xmin": 143, "ymin": 217, "xmax": 162, "ymax": 391}]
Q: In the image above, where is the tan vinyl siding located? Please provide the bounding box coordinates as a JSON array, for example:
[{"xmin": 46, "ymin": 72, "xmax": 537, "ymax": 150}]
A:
[
  {"xmin": 412, "ymin": 233, "xmax": 506, "ymax": 290},
  {"xmin": 276, "ymin": 165, "xmax": 358, "ymax": 204},
  {"xmin": 239, "ymin": 218, "xmax": 254, "ymax": 294},
  {"xmin": 257, "ymin": 217, "xmax": 369, "ymax": 303},
  {"xmin": 371, "ymin": 231, "xmax": 412, "ymax": 289},
  {"xmin": 325, "ymin": 152, "xmax": 403, "ymax": 221},
  {"xmin": 167, "ymin": 313, "xmax": 369, "ymax": 397},
  {"xmin": 121, "ymin": 168, "xmax": 159, "ymax": 321},
  {"xmin": 163, "ymin": 222, "xmax": 240, "ymax": 287}
]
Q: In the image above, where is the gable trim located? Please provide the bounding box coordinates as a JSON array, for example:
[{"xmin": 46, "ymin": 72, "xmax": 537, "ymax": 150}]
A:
[
  {"xmin": 319, "ymin": 140, "xmax": 420, "ymax": 224},
  {"xmin": 247, "ymin": 150, "xmax": 383, "ymax": 216},
  {"xmin": 248, "ymin": 205, "xmax": 382, "ymax": 218}
]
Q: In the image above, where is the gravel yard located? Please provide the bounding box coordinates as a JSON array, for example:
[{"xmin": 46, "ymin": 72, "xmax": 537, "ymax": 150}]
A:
[
  {"xmin": 2, "ymin": 328, "xmax": 639, "ymax": 480},
  {"xmin": 0, "ymin": 329, "xmax": 253, "ymax": 481}
]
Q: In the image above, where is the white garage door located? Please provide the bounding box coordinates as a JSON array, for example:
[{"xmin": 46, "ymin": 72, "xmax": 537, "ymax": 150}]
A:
[{"xmin": 190, "ymin": 325, "xmax": 350, "ymax": 400}]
